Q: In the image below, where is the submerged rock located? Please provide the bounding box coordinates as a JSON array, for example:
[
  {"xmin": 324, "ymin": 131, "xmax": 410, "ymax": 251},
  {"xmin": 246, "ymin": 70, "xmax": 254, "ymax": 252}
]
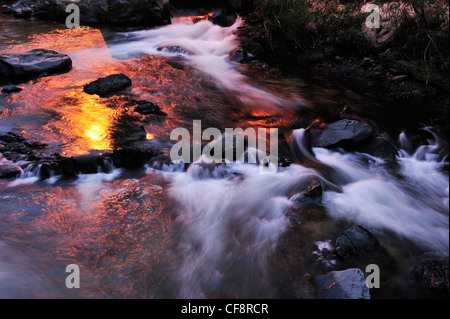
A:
[
  {"xmin": 312, "ymin": 119, "xmax": 374, "ymax": 149},
  {"xmin": 83, "ymin": 74, "xmax": 132, "ymax": 97},
  {"xmin": 134, "ymin": 100, "xmax": 167, "ymax": 116},
  {"xmin": 0, "ymin": 49, "xmax": 72, "ymax": 78},
  {"xmin": 315, "ymin": 268, "xmax": 370, "ymax": 299}
]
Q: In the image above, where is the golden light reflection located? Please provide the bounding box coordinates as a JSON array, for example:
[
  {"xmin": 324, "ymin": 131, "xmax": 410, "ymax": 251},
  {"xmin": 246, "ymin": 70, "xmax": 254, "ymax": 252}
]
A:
[
  {"xmin": 0, "ymin": 26, "xmax": 126, "ymax": 156},
  {"xmin": 58, "ymin": 91, "xmax": 115, "ymax": 155}
]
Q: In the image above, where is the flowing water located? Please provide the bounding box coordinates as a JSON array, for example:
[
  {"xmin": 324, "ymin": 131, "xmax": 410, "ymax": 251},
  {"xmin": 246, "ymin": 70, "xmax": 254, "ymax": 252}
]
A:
[{"xmin": 0, "ymin": 12, "xmax": 448, "ymax": 298}]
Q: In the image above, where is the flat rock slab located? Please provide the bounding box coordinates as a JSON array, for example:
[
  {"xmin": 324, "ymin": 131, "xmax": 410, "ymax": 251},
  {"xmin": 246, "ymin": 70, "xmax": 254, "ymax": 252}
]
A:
[
  {"xmin": 83, "ymin": 74, "xmax": 132, "ymax": 97},
  {"xmin": 0, "ymin": 49, "xmax": 72, "ymax": 78},
  {"xmin": 315, "ymin": 268, "xmax": 370, "ymax": 299}
]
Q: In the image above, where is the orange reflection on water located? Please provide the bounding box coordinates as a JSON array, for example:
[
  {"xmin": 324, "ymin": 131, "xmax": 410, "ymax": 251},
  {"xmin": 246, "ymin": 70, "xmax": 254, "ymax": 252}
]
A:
[
  {"xmin": 1, "ymin": 25, "xmax": 128, "ymax": 156},
  {"xmin": 62, "ymin": 91, "xmax": 114, "ymax": 154}
]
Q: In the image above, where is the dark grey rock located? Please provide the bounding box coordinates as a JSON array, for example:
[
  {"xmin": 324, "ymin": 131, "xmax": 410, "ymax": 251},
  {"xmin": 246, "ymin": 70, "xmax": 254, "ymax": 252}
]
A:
[
  {"xmin": 83, "ymin": 73, "xmax": 132, "ymax": 97},
  {"xmin": 0, "ymin": 49, "xmax": 72, "ymax": 78},
  {"xmin": 229, "ymin": 47, "xmax": 247, "ymax": 63},
  {"xmin": 312, "ymin": 119, "xmax": 374, "ymax": 148},
  {"xmin": 315, "ymin": 268, "xmax": 370, "ymax": 299},
  {"xmin": 334, "ymin": 225, "xmax": 396, "ymax": 273}
]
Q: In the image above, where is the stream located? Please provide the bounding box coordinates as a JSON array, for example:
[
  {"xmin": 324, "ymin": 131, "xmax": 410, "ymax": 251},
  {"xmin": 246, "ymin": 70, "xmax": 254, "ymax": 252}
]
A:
[{"xmin": 0, "ymin": 10, "xmax": 448, "ymax": 299}]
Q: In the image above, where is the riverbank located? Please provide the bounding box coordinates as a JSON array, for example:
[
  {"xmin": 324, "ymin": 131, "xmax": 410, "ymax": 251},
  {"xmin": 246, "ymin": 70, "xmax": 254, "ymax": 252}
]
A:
[{"xmin": 233, "ymin": 1, "xmax": 449, "ymax": 143}]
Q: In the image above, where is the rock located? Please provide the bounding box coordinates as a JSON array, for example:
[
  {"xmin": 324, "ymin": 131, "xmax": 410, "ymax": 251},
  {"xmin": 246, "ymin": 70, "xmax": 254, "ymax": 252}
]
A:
[
  {"xmin": 55, "ymin": 157, "xmax": 78, "ymax": 179},
  {"xmin": 109, "ymin": 147, "xmax": 159, "ymax": 169},
  {"xmin": 315, "ymin": 268, "xmax": 370, "ymax": 299},
  {"xmin": 0, "ymin": 160, "xmax": 21, "ymax": 179},
  {"xmin": 83, "ymin": 74, "xmax": 132, "ymax": 97},
  {"xmin": 1, "ymin": 85, "xmax": 22, "ymax": 94},
  {"xmin": 1, "ymin": 0, "xmax": 34, "ymax": 16},
  {"xmin": 368, "ymin": 133, "xmax": 398, "ymax": 159},
  {"xmin": 291, "ymin": 178, "xmax": 323, "ymax": 205},
  {"xmin": 12, "ymin": 7, "xmax": 32, "ymax": 18},
  {"xmin": 229, "ymin": 47, "xmax": 247, "ymax": 63},
  {"xmin": 334, "ymin": 225, "xmax": 396, "ymax": 272},
  {"xmin": 134, "ymin": 100, "xmax": 167, "ymax": 116},
  {"xmin": 77, "ymin": 0, "xmax": 110, "ymax": 25},
  {"xmin": 388, "ymin": 81, "xmax": 425, "ymax": 102},
  {"xmin": 0, "ymin": 49, "xmax": 72, "ymax": 78},
  {"xmin": 245, "ymin": 38, "xmax": 264, "ymax": 57},
  {"xmin": 110, "ymin": 0, "xmax": 166, "ymax": 25},
  {"xmin": 38, "ymin": 162, "xmax": 53, "ymax": 180},
  {"xmin": 157, "ymin": 45, "xmax": 193, "ymax": 55},
  {"xmin": 312, "ymin": 119, "xmax": 374, "ymax": 149},
  {"xmin": 71, "ymin": 155, "xmax": 112, "ymax": 174}
]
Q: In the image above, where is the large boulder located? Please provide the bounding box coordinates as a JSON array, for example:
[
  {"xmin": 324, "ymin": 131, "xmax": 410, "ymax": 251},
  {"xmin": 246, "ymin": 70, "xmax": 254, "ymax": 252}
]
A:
[
  {"xmin": 315, "ymin": 268, "xmax": 370, "ymax": 299},
  {"xmin": 0, "ymin": 49, "xmax": 72, "ymax": 78},
  {"xmin": 312, "ymin": 119, "xmax": 374, "ymax": 149}
]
